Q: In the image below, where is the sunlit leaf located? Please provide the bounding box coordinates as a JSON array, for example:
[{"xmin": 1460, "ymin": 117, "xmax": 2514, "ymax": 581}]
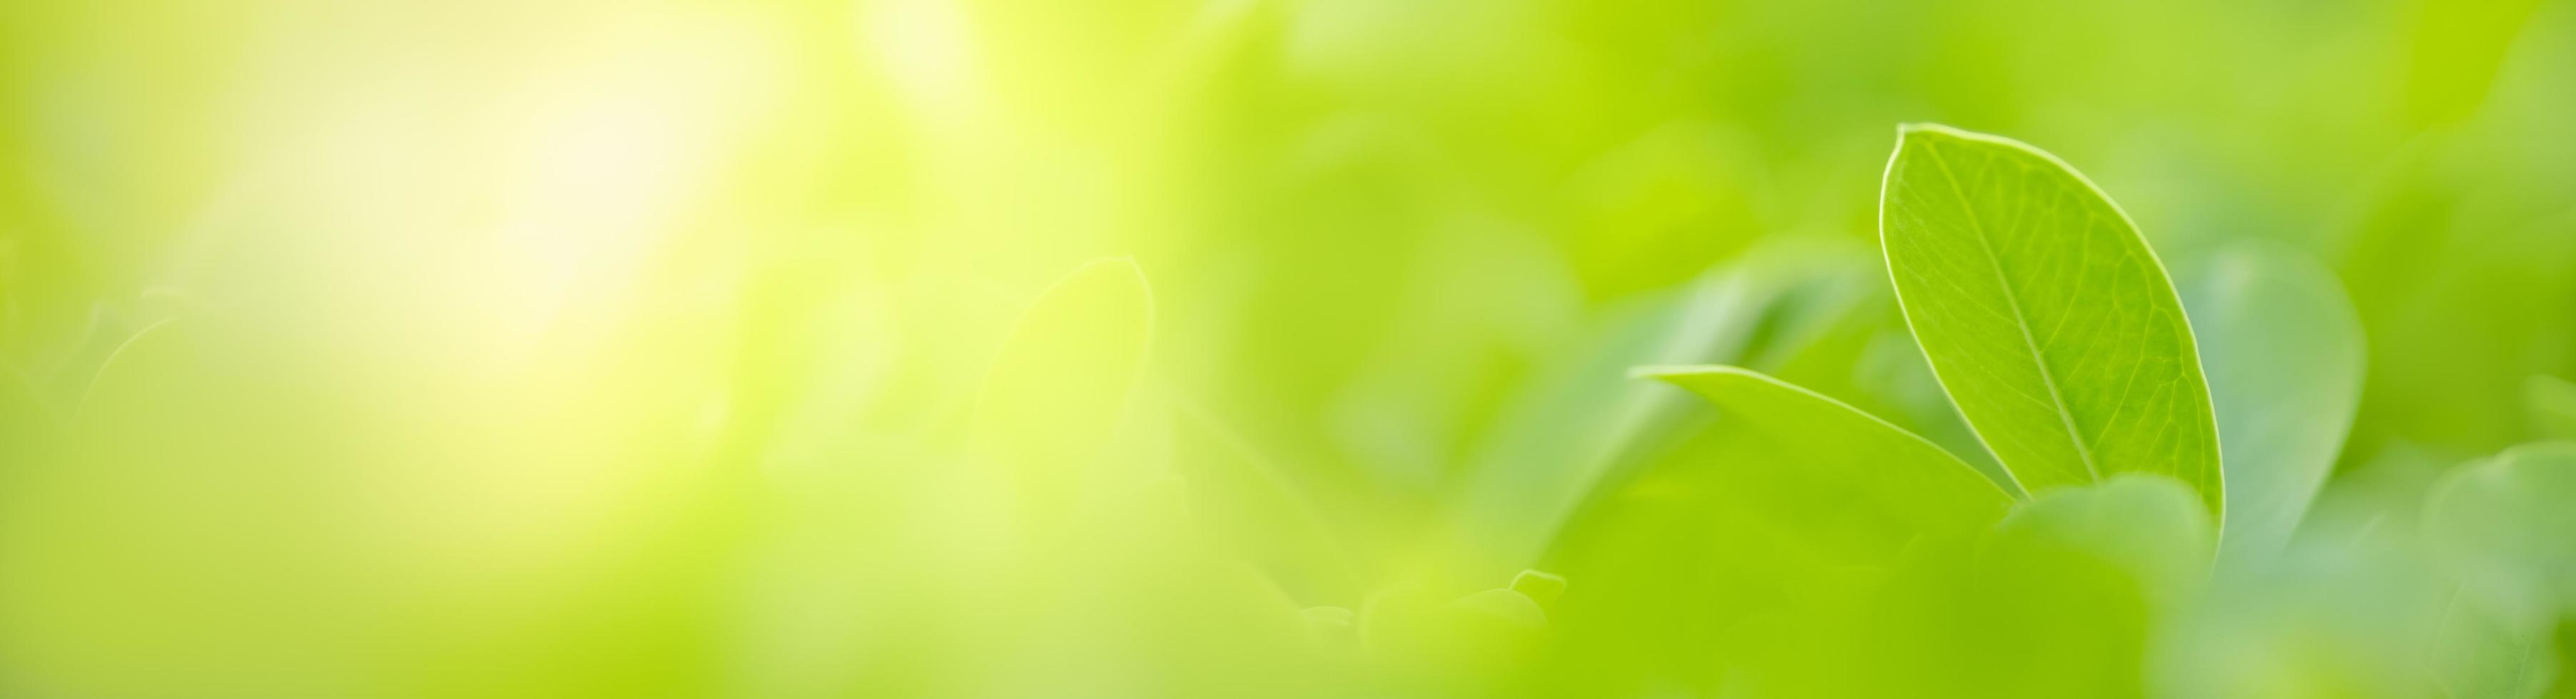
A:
[
  {"xmin": 2176, "ymin": 244, "xmax": 2365, "ymax": 561},
  {"xmin": 1879, "ymin": 123, "xmax": 2223, "ymax": 518}
]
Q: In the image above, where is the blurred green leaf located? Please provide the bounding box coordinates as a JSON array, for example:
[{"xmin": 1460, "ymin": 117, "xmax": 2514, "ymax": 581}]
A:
[
  {"xmin": 1879, "ymin": 123, "xmax": 2223, "ymax": 518},
  {"xmin": 1506, "ymin": 569, "xmax": 1565, "ymax": 607},
  {"xmin": 2425, "ymin": 442, "xmax": 2576, "ymax": 619},
  {"xmin": 1638, "ymin": 365, "xmax": 2012, "ymax": 542},
  {"xmin": 965, "ymin": 258, "xmax": 1157, "ymax": 515},
  {"xmin": 71, "ymin": 317, "xmax": 184, "ymax": 422},
  {"xmin": 2430, "ymin": 586, "xmax": 2555, "ymax": 699},
  {"xmin": 2529, "ymin": 376, "xmax": 2576, "ymax": 442},
  {"xmin": 1169, "ymin": 403, "xmax": 1356, "ymax": 604},
  {"xmin": 2156, "ymin": 523, "xmax": 2468, "ymax": 699},
  {"xmin": 1451, "ymin": 244, "xmax": 1876, "ymax": 577},
  {"xmin": 0, "ymin": 364, "xmax": 45, "ymax": 465},
  {"xmin": 1861, "ymin": 475, "xmax": 2209, "ymax": 698},
  {"xmin": 1538, "ymin": 359, "xmax": 2004, "ymax": 696},
  {"xmin": 2176, "ymin": 245, "xmax": 2365, "ymax": 561},
  {"xmin": 1987, "ymin": 474, "xmax": 2214, "ymax": 606}
]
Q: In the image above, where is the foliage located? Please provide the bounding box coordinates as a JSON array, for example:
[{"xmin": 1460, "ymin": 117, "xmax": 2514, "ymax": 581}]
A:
[{"xmin": 4, "ymin": 1, "xmax": 2575, "ymax": 697}]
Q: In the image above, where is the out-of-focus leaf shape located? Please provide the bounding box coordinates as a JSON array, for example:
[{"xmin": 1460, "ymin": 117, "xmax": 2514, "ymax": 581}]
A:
[
  {"xmin": 1, "ymin": 365, "xmax": 44, "ymax": 443},
  {"xmin": 964, "ymin": 259, "xmax": 1156, "ymax": 515},
  {"xmin": 44, "ymin": 305, "xmax": 142, "ymax": 404},
  {"xmin": 1638, "ymin": 365, "xmax": 2012, "ymax": 544},
  {"xmin": 2155, "ymin": 518, "xmax": 2541, "ymax": 699},
  {"xmin": 1533, "ymin": 366, "xmax": 2008, "ymax": 697},
  {"xmin": 0, "ymin": 366, "xmax": 51, "ymax": 480},
  {"xmin": 2428, "ymin": 587, "xmax": 2556, "ymax": 699},
  {"xmin": 72, "ymin": 319, "xmax": 187, "ymax": 425},
  {"xmin": 2426, "ymin": 443, "xmax": 2576, "ymax": 619},
  {"xmin": 1880, "ymin": 123, "xmax": 2223, "ymax": 518},
  {"xmin": 1985, "ymin": 474, "xmax": 2214, "ymax": 606},
  {"xmin": 2528, "ymin": 376, "xmax": 2576, "ymax": 441},
  {"xmin": 1448, "ymin": 588, "xmax": 1547, "ymax": 631},
  {"xmin": 2176, "ymin": 245, "xmax": 2365, "ymax": 561},
  {"xmin": 1860, "ymin": 475, "xmax": 2210, "ymax": 698},
  {"xmin": 1170, "ymin": 404, "xmax": 1354, "ymax": 603},
  {"xmin": 1355, "ymin": 583, "xmax": 1547, "ymax": 695},
  {"xmin": 1451, "ymin": 244, "xmax": 1877, "ymax": 576}
]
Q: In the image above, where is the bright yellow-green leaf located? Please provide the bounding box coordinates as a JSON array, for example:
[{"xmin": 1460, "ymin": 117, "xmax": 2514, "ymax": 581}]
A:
[
  {"xmin": 2177, "ymin": 245, "xmax": 2365, "ymax": 561},
  {"xmin": 1878, "ymin": 123, "xmax": 2223, "ymax": 519}
]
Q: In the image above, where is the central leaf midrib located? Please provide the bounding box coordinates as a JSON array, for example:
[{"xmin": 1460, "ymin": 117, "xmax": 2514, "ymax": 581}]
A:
[{"xmin": 1923, "ymin": 142, "xmax": 2104, "ymax": 483}]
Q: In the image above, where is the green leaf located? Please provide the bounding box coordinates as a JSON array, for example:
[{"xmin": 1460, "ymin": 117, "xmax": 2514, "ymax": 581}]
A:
[
  {"xmin": 1878, "ymin": 123, "xmax": 2223, "ymax": 519},
  {"xmin": 1637, "ymin": 365, "xmax": 2013, "ymax": 546},
  {"xmin": 965, "ymin": 258, "xmax": 1157, "ymax": 512},
  {"xmin": 2176, "ymin": 245, "xmax": 2365, "ymax": 561},
  {"xmin": 2528, "ymin": 375, "xmax": 2576, "ymax": 441}
]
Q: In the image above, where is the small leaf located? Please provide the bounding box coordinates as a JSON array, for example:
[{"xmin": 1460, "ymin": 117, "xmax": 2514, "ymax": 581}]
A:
[
  {"xmin": 1638, "ymin": 365, "xmax": 2013, "ymax": 550},
  {"xmin": 2528, "ymin": 375, "xmax": 2576, "ymax": 441},
  {"xmin": 1879, "ymin": 123, "xmax": 2223, "ymax": 519},
  {"xmin": 2176, "ymin": 244, "xmax": 2365, "ymax": 561}
]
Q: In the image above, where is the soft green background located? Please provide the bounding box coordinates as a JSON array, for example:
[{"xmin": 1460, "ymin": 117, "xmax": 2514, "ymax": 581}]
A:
[{"xmin": 1, "ymin": 0, "xmax": 2572, "ymax": 696}]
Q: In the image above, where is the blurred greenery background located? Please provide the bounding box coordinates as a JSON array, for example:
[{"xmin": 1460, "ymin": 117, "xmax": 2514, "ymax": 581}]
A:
[{"xmin": 1, "ymin": 0, "xmax": 2573, "ymax": 697}]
